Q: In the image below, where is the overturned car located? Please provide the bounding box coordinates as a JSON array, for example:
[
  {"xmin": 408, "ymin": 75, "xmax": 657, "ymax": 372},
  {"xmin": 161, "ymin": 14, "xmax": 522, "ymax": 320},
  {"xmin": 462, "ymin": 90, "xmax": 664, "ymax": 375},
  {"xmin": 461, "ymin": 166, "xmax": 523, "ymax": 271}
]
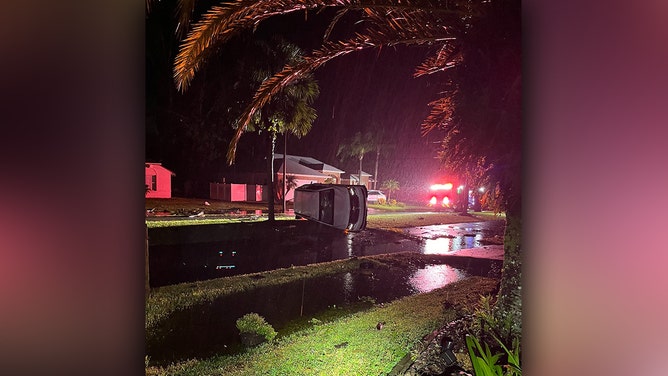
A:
[{"xmin": 294, "ymin": 184, "xmax": 368, "ymax": 231}]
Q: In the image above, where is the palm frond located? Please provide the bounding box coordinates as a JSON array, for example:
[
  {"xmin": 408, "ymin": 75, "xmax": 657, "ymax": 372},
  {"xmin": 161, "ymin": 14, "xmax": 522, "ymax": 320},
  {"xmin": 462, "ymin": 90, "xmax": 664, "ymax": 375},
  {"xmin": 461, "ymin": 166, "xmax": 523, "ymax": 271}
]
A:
[
  {"xmin": 414, "ymin": 43, "xmax": 462, "ymax": 77},
  {"xmin": 226, "ymin": 8, "xmax": 462, "ymax": 163},
  {"xmin": 174, "ymin": 0, "xmax": 340, "ymax": 92},
  {"xmin": 173, "ymin": 0, "xmax": 483, "ymax": 164},
  {"xmin": 175, "ymin": 0, "xmax": 197, "ymax": 37},
  {"xmin": 226, "ymin": 38, "xmax": 366, "ymax": 163},
  {"xmin": 421, "ymin": 94, "xmax": 455, "ymax": 136},
  {"xmin": 174, "ymin": 0, "xmax": 473, "ymax": 92},
  {"xmin": 323, "ymin": 8, "xmax": 349, "ymax": 41}
]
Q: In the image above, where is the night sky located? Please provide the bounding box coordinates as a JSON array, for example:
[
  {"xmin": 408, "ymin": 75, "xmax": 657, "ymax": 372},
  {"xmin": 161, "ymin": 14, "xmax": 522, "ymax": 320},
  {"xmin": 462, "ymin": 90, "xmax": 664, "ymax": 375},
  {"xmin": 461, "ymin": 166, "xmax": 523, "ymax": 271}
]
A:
[{"xmin": 146, "ymin": 4, "xmax": 450, "ymax": 198}]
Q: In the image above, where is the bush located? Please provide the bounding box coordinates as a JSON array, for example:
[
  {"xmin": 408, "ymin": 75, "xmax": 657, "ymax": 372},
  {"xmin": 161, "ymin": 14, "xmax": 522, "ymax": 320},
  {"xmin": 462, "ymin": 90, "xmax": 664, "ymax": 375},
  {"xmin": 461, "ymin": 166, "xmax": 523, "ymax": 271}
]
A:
[
  {"xmin": 466, "ymin": 334, "xmax": 521, "ymax": 376},
  {"xmin": 235, "ymin": 313, "xmax": 277, "ymax": 341},
  {"xmin": 377, "ymin": 198, "xmax": 387, "ymax": 205},
  {"xmin": 389, "ymin": 199, "xmax": 397, "ymax": 206},
  {"xmin": 465, "ymin": 296, "xmax": 522, "ymax": 375}
]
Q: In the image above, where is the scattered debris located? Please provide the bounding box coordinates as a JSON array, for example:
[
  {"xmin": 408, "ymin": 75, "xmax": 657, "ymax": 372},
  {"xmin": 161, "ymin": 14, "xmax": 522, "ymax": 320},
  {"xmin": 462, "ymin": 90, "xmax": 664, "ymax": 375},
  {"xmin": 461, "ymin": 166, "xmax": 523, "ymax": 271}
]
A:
[{"xmin": 334, "ymin": 342, "xmax": 348, "ymax": 349}]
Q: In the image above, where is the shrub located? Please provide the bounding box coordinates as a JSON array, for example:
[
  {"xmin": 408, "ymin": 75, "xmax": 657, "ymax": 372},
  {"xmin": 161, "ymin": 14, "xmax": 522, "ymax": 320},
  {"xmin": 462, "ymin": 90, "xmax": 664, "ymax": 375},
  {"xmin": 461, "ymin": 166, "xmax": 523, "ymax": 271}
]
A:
[
  {"xmin": 235, "ymin": 313, "xmax": 277, "ymax": 341},
  {"xmin": 466, "ymin": 334, "xmax": 521, "ymax": 376},
  {"xmin": 389, "ymin": 199, "xmax": 397, "ymax": 206},
  {"xmin": 377, "ymin": 198, "xmax": 387, "ymax": 205},
  {"xmin": 465, "ymin": 296, "xmax": 522, "ymax": 375}
]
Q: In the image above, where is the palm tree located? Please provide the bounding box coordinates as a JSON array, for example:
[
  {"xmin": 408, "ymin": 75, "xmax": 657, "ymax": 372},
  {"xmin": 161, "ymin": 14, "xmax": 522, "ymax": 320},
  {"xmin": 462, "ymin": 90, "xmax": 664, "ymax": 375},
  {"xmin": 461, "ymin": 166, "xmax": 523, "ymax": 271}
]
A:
[
  {"xmin": 276, "ymin": 175, "xmax": 298, "ymax": 201},
  {"xmin": 243, "ymin": 38, "xmax": 319, "ymax": 221},
  {"xmin": 365, "ymin": 125, "xmax": 393, "ymax": 190},
  {"xmin": 337, "ymin": 131, "xmax": 374, "ymax": 187},
  {"xmin": 381, "ymin": 179, "xmax": 400, "ymax": 202},
  {"xmin": 172, "ymin": 0, "xmax": 521, "ymax": 351}
]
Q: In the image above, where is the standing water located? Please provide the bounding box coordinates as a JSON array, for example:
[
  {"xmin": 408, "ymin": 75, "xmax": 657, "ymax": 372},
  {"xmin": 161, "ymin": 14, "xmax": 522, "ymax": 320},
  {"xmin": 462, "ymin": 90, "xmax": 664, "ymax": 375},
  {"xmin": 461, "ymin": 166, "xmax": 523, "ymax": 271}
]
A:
[
  {"xmin": 148, "ymin": 220, "xmax": 504, "ymax": 287},
  {"xmin": 146, "ymin": 220, "xmax": 504, "ymax": 364}
]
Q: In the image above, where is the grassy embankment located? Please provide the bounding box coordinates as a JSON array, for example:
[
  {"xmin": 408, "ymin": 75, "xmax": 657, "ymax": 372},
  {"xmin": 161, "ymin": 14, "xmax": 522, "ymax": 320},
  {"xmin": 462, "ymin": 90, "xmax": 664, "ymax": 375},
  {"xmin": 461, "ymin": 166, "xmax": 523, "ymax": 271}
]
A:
[{"xmin": 147, "ymin": 274, "xmax": 498, "ymax": 376}]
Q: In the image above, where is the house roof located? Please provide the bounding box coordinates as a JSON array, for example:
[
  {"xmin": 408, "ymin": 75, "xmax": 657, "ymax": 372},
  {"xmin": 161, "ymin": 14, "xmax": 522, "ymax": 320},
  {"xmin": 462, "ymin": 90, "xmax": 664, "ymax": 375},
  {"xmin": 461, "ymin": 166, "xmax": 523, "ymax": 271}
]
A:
[
  {"xmin": 344, "ymin": 171, "xmax": 372, "ymax": 178},
  {"xmin": 275, "ymin": 158, "xmax": 329, "ymax": 178},
  {"xmin": 145, "ymin": 162, "xmax": 176, "ymax": 175},
  {"xmin": 275, "ymin": 154, "xmax": 345, "ymax": 174}
]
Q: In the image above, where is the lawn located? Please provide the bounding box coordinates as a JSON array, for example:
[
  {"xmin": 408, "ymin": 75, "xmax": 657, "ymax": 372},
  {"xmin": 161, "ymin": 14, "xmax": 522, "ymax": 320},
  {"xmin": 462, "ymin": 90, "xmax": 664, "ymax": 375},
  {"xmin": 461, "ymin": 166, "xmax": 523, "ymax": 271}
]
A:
[{"xmin": 145, "ymin": 197, "xmax": 504, "ymax": 229}]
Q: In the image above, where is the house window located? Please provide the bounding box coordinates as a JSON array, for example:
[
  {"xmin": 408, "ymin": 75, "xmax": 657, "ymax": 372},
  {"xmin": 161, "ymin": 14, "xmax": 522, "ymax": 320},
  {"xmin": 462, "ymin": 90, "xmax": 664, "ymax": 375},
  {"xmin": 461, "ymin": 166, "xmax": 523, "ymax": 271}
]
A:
[{"xmin": 150, "ymin": 175, "xmax": 157, "ymax": 190}]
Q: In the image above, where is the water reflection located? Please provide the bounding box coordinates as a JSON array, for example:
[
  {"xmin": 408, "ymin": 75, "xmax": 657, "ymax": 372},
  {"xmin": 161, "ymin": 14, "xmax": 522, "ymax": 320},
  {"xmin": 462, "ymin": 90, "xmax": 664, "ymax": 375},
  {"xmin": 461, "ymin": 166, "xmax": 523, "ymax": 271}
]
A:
[
  {"xmin": 422, "ymin": 232, "xmax": 484, "ymax": 253},
  {"xmin": 410, "ymin": 221, "xmax": 503, "ymax": 254},
  {"xmin": 423, "ymin": 237, "xmax": 452, "ymax": 254},
  {"xmin": 342, "ymin": 272, "xmax": 353, "ymax": 303},
  {"xmin": 408, "ymin": 264, "xmax": 467, "ymax": 293}
]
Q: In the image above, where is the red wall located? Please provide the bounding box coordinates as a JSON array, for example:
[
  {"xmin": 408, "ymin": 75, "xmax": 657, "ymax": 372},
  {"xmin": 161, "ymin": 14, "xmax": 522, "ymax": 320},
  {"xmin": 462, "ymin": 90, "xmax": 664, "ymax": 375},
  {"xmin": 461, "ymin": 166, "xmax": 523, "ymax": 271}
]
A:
[{"xmin": 145, "ymin": 164, "xmax": 173, "ymax": 198}]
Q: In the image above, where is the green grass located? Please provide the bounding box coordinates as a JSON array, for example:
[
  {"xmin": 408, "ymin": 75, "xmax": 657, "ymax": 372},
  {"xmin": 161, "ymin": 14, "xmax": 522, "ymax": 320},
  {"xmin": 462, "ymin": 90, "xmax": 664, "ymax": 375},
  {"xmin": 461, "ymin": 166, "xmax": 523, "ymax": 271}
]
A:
[
  {"xmin": 146, "ymin": 277, "xmax": 499, "ymax": 376},
  {"xmin": 367, "ymin": 203, "xmax": 424, "ymax": 211},
  {"xmin": 146, "ymin": 215, "xmax": 293, "ymax": 228}
]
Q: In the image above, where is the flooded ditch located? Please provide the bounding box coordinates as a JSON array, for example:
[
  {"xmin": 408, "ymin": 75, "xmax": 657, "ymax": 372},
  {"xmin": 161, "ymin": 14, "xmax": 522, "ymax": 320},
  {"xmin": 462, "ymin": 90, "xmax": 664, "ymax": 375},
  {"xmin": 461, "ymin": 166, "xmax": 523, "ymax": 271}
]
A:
[
  {"xmin": 147, "ymin": 257, "xmax": 501, "ymax": 365},
  {"xmin": 148, "ymin": 220, "xmax": 504, "ymax": 287},
  {"xmin": 146, "ymin": 219, "xmax": 505, "ymax": 364}
]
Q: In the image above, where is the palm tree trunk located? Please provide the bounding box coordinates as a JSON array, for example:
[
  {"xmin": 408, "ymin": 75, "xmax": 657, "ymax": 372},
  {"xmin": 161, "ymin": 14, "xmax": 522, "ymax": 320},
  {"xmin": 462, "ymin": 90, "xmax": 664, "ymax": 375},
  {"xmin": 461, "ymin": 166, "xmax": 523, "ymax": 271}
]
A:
[
  {"xmin": 460, "ymin": 184, "xmax": 469, "ymax": 214},
  {"xmin": 373, "ymin": 148, "xmax": 380, "ymax": 190},
  {"xmin": 494, "ymin": 165, "xmax": 522, "ymax": 344},
  {"xmin": 267, "ymin": 131, "xmax": 276, "ymax": 222},
  {"xmin": 282, "ymin": 133, "xmax": 287, "ymax": 213},
  {"xmin": 358, "ymin": 156, "xmax": 363, "ymax": 187},
  {"xmin": 495, "ymin": 206, "xmax": 522, "ymax": 343}
]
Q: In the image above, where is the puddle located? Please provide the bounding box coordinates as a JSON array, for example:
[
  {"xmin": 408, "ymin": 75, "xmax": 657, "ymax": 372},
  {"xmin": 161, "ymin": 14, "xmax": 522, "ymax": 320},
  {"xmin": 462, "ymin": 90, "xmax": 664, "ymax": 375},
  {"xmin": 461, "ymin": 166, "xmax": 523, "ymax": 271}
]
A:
[
  {"xmin": 146, "ymin": 258, "xmax": 500, "ymax": 365},
  {"xmin": 405, "ymin": 221, "xmax": 505, "ymax": 254}
]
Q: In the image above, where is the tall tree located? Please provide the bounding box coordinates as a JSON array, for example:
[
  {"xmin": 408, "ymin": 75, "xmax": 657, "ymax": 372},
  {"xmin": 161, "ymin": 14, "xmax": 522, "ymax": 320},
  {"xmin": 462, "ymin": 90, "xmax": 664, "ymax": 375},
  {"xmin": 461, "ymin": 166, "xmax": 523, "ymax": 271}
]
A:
[
  {"xmin": 172, "ymin": 0, "xmax": 521, "ymax": 349},
  {"xmin": 243, "ymin": 37, "xmax": 319, "ymax": 221},
  {"xmin": 366, "ymin": 126, "xmax": 393, "ymax": 190},
  {"xmin": 337, "ymin": 131, "xmax": 374, "ymax": 187},
  {"xmin": 418, "ymin": 0, "xmax": 521, "ymax": 337}
]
